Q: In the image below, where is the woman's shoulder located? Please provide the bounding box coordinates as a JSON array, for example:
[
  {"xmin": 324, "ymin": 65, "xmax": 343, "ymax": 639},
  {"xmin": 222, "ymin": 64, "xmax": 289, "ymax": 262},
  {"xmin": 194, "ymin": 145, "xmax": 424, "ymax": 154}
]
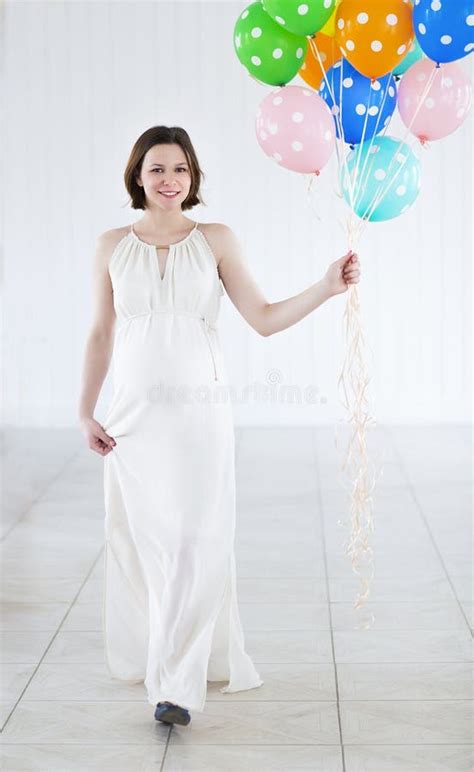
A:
[
  {"xmin": 96, "ymin": 226, "xmax": 130, "ymax": 258},
  {"xmin": 198, "ymin": 222, "xmax": 235, "ymax": 266},
  {"xmin": 199, "ymin": 222, "xmax": 232, "ymax": 238},
  {"xmin": 99, "ymin": 225, "xmax": 130, "ymax": 246},
  {"xmin": 93, "ymin": 227, "xmax": 130, "ymax": 270}
]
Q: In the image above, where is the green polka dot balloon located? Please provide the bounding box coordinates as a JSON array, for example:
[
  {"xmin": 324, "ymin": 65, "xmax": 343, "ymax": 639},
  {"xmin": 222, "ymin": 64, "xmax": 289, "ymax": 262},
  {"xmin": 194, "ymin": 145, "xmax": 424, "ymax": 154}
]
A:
[
  {"xmin": 262, "ymin": 0, "xmax": 337, "ymax": 37},
  {"xmin": 233, "ymin": 1, "xmax": 308, "ymax": 86}
]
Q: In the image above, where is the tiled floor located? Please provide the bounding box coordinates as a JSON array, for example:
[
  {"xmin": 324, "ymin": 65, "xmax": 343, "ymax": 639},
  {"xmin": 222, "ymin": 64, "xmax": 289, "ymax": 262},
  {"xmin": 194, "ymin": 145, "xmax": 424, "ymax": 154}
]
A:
[{"xmin": 0, "ymin": 425, "xmax": 472, "ymax": 771}]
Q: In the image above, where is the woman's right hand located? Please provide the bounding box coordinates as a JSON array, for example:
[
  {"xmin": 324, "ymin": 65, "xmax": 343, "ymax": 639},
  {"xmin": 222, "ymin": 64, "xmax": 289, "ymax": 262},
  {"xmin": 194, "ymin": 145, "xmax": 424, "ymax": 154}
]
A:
[{"xmin": 80, "ymin": 416, "xmax": 116, "ymax": 456}]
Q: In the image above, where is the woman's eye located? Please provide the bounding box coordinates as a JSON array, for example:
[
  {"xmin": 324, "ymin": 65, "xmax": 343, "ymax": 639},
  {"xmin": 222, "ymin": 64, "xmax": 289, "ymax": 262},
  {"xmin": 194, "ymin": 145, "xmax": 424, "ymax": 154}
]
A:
[{"xmin": 152, "ymin": 168, "xmax": 187, "ymax": 172}]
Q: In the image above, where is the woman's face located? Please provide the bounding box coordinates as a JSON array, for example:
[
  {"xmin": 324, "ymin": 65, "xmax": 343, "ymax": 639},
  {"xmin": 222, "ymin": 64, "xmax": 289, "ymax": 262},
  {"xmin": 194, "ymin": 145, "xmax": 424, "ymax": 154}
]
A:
[{"xmin": 137, "ymin": 143, "xmax": 192, "ymax": 209}]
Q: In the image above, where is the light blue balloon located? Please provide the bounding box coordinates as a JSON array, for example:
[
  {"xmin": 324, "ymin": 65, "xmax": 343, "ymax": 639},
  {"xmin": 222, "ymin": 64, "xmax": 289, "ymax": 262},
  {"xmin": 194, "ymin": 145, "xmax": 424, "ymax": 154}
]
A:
[
  {"xmin": 340, "ymin": 136, "xmax": 421, "ymax": 222},
  {"xmin": 413, "ymin": 0, "xmax": 474, "ymax": 64},
  {"xmin": 393, "ymin": 38, "xmax": 424, "ymax": 77}
]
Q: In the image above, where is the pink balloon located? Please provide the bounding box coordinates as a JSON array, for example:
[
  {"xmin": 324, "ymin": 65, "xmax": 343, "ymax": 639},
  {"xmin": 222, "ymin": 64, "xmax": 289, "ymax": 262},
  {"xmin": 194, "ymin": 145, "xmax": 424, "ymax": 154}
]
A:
[
  {"xmin": 255, "ymin": 85, "xmax": 335, "ymax": 174},
  {"xmin": 398, "ymin": 59, "xmax": 472, "ymax": 143}
]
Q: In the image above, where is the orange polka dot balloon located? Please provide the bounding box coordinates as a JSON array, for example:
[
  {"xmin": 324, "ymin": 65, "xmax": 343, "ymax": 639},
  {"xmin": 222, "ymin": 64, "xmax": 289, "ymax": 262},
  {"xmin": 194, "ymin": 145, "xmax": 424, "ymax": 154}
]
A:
[
  {"xmin": 335, "ymin": 0, "xmax": 414, "ymax": 80},
  {"xmin": 299, "ymin": 32, "xmax": 341, "ymax": 91}
]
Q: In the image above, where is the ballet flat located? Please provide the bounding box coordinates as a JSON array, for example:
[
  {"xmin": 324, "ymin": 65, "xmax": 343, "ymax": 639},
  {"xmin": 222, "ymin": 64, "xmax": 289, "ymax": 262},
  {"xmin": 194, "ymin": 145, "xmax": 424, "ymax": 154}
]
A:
[{"xmin": 154, "ymin": 701, "xmax": 191, "ymax": 726}]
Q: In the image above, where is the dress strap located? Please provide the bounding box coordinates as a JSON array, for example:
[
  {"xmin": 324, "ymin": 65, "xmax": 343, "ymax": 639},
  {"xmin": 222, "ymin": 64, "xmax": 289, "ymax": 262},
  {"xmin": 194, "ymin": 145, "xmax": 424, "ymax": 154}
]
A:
[{"xmin": 129, "ymin": 221, "xmax": 199, "ymax": 248}]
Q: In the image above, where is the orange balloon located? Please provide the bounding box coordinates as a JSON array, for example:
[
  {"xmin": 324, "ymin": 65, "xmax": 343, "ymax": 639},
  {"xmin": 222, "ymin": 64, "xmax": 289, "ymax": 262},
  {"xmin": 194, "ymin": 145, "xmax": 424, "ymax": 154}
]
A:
[
  {"xmin": 335, "ymin": 0, "xmax": 414, "ymax": 80},
  {"xmin": 299, "ymin": 33, "xmax": 342, "ymax": 91}
]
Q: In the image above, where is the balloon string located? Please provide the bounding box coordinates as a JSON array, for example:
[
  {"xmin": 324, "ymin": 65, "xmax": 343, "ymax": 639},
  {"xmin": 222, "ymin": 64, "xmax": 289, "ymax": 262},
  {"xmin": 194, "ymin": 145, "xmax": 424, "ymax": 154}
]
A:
[
  {"xmin": 334, "ymin": 243, "xmax": 385, "ymax": 629},
  {"xmin": 308, "ymin": 37, "xmax": 357, "ymax": 219},
  {"xmin": 354, "ymin": 63, "xmax": 440, "ymax": 241},
  {"xmin": 329, "ymin": 55, "xmax": 438, "ymax": 627},
  {"xmin": 350, "ymin": 68, "xmax": 395, "ymax": 214},
  {"xmin": 351, "ymin": 75, "xmax": 375, "ymax": 208},
  {"xmin": 306, "ymin": 38, "xmax": 380, "ymax": 627}
]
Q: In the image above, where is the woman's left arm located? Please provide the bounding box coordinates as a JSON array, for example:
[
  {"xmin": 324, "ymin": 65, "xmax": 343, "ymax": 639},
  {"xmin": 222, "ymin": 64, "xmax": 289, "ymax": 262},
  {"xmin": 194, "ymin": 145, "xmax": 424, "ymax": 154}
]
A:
[{"xmin": 213, "ymin": 224, "xmax": 360, "ymax": 338}]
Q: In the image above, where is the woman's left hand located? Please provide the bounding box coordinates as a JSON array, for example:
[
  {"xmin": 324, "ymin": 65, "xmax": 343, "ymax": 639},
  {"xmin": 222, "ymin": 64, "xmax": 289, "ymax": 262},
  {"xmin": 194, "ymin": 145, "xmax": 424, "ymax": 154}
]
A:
[{"xmin": 323, "ymin": 250, "xmax": 361, "ymax": 297}]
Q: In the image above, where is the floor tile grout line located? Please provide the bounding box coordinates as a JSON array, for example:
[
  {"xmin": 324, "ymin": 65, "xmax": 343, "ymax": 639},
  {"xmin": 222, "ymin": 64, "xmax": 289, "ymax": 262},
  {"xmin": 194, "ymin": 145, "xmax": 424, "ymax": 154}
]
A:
[
  {"xmin": 312, "ymin": 426, "xmax": 347, "ymax": 771},
  {"xmin": 387, "ymin": 426, "xmax": 473, "ymax": 638},
  {"xmin": 6, "ymin": 659, "xmax": 466, "ymax": 665},
  {"xmin": 8, "ymin": 698, "xmax": 472, "ymax": 703},
  {"xmin": 5, "ymin": 622, "xmax": 468, "ymax": 631},
  {"xmin": 161, "ymin": 741, "xmax": 474, "ymax": 747},
  {"xmin": 0, "ymin": 742, "xmax": 471, "ymax": 746},
  {"xmin": 0, "ymin": 445, "xmax": 84, "ymax": 543},
  {"xmin": 0, "ymin": 548, "xmax": 105, "ymax": 734}
]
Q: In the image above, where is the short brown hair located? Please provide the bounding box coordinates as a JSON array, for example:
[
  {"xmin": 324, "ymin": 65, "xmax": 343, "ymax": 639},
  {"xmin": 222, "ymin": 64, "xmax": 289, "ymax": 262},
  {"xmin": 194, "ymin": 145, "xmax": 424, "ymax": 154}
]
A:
[{"xmin": 123, "ymin": 126, "xmax": 206, "ymax": 211}]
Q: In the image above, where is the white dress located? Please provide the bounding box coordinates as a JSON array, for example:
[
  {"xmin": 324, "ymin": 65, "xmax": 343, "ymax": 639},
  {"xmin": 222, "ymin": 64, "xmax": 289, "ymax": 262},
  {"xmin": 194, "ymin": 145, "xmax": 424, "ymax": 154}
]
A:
[{"xmin": 101, "ymin": 221, "xmax": 264, "ymax": 713}]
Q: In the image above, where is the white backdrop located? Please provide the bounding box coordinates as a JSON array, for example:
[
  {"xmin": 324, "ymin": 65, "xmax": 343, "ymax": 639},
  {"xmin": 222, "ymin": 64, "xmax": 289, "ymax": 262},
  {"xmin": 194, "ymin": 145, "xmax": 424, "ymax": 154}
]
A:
[{"xmin": 2, "ymin": 0, "xmax": 473, "ymax": 427}]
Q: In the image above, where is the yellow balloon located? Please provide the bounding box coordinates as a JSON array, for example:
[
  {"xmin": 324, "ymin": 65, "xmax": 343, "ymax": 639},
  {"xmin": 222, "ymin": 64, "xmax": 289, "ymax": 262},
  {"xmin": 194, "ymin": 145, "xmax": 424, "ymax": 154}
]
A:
[{"xmin": 319, "ymin": 0, "xmax": 342, "ymax": 37}]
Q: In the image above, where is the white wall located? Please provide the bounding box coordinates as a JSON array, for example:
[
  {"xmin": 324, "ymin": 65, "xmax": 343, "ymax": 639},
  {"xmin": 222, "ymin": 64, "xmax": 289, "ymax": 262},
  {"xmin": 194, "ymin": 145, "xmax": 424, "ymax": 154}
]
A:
[{"xmin": 2, "ymin": 0, "xmax": 472, "ymax": 427}]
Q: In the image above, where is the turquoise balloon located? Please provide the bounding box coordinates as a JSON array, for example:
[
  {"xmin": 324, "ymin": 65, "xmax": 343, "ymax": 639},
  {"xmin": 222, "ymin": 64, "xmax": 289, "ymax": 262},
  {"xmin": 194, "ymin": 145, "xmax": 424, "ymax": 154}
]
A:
[
  {"xmin": 393, "ymin": 38, "xmax": 424, "ymax": 77},
  {"xmin": 340, "ymin": 136, "xmax": 421, "ymax": 222}
]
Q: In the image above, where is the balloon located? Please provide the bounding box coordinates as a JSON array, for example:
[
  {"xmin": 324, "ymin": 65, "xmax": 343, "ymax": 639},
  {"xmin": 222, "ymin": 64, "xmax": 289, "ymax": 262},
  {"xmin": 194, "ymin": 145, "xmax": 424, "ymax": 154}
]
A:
[
  {"xmin": 335, "ymin": 0, "xmax": 415, "ymax": 79},
  {"xmin": 262, "ymin": 0, "xmax": 337, "ymax": 36},
  {"xmin": 397, "ymin": 59, "xmax": 472, "ymax": 142},
  {"xmin": 255, "ymin": 85, "xmax": 336, "ymax": 173},
  {"xmin": 340, "ymin": 136, "xmax": 421, "ymax": 221},
  {"xmin": 319, "ymin": 59, "xmax": 397, "ymax": 144},
  {"xmin": 413, "ymin": 0, "xmax": 474, "ymax": 64},
  {"xmin": 393, "ymin": 37, "xmax": 424, "ymax": 76},
  {"xmin": 342, "ymin": 135, "xmax": 421, "ymax": 220},
  {"xmin": 320, "ymin": 0, "xmax": 343, "ymax": 36},
  {"xmin": 299, "ymin": 32, "xmax": 341, "ymax": 90},
  {"xmin": 233, "ymin": 1, "xmax": 308, "ymax": 86}
]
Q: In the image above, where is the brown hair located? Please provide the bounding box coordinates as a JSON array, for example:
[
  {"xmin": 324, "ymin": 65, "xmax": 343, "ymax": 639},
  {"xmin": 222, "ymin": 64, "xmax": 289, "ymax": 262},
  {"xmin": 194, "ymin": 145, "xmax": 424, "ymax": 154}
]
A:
[{"xmin": 123, "ymin": 126, "xmax": 206, "ymax": 211}]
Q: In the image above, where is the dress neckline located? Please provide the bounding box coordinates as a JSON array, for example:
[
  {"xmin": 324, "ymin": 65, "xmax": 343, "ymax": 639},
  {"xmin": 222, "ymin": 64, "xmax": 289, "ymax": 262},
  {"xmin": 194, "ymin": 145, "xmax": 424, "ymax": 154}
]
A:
[{"xmin": 129, "ymin": 221, "xmax": 199, "ymax": 249}]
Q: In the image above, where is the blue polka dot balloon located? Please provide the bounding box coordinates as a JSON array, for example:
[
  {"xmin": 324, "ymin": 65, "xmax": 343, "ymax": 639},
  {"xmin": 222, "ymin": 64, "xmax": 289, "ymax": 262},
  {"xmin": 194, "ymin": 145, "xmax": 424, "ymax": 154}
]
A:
[
  {"xmin": 340, "ymin": 136, "xmax": 421, "ymax": 222},
  {"xmin": 413, "ymin": 0, "xmax": 474, "ymax": 64},
  {"xmin": 319, "ymin": 60, "xmax": 397, "ymax": 146}
]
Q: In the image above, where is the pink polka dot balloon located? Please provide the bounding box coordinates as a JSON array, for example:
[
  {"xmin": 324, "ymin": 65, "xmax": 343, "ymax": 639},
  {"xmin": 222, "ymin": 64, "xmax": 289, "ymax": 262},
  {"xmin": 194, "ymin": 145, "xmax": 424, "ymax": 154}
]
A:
[
  {"xmin": 398, "ymin": 58, "xmax": 472, "ymax": 142},
  {"xmin": 255, "ymin": 85, "xmax": 336, "ymax": 173}
]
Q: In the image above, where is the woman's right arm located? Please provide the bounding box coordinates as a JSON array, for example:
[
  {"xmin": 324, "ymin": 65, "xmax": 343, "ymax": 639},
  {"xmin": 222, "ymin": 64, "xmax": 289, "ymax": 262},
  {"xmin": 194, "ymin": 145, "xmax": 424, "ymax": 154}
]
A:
[{"xmin": 78, "ymin": 230, "xmax": 119, "ymax": 456}]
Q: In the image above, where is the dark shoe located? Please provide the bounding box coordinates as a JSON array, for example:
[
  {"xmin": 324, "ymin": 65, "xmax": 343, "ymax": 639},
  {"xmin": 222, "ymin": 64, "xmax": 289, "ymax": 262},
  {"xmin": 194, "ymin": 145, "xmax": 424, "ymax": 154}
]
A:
[{"xmin": 154, "ymin": 701, "xmax": 191, "ymax": 726}]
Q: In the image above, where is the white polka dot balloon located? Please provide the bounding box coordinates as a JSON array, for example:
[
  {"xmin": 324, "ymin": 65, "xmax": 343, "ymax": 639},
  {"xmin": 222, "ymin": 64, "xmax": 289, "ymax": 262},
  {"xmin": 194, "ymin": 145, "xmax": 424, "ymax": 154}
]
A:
[
  {"xmin": 319, "ymin": 58, "xmax": 397, "ymax": 144},
  {"xmin": 334, "ymin": 0, "xmax": 415, "ymax": 79},
  {"xmin": 398, "ymin": 58, "xmax": 472, "ymax": 141},
  {"xmin": 413, "ymin": 0, "xmax": 474, "ymax": 64},
  {"xmin": 234, "ymin": 1, "xmax": 308, "ymax": 86},
  {"xmin": 341, "ymin": 135, "xmax": 421, "ymax": 220},
  {"xmin": 262, "ymin": 0, "xmax": 338, "ymax": 36},
  {"xmin": 255, "ymin": 85, "xmax": 336, "ymax": 173}
]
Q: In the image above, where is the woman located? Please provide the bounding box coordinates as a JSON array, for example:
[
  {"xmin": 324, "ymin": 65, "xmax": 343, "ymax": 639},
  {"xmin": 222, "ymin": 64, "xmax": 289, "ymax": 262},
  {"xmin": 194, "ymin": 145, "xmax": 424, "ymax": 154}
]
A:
[{"xmin": 78, "ymin": 125, "xmax": 360, "ymax": 727}]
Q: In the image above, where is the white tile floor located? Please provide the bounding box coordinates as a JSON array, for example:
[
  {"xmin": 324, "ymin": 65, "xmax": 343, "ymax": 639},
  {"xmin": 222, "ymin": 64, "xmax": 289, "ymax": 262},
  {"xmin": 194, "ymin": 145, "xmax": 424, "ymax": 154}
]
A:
[{"xmin": 0, "ymin": 425, "xmax": 472, "ymax": 771}]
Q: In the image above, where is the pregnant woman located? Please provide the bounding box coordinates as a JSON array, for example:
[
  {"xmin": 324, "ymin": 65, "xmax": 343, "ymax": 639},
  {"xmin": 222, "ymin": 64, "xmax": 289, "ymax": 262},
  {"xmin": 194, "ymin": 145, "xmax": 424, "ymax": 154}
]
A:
[{"xmin": 78, "ymin": 125, "xmax": 360, "ymax": 727}]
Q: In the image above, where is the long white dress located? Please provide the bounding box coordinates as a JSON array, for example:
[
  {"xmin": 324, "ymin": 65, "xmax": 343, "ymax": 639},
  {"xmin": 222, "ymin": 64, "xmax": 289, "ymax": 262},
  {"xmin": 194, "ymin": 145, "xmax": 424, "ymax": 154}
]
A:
[{"xmin": 101, "ymin": 221, "xmax": 263, "ymax": 713}]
